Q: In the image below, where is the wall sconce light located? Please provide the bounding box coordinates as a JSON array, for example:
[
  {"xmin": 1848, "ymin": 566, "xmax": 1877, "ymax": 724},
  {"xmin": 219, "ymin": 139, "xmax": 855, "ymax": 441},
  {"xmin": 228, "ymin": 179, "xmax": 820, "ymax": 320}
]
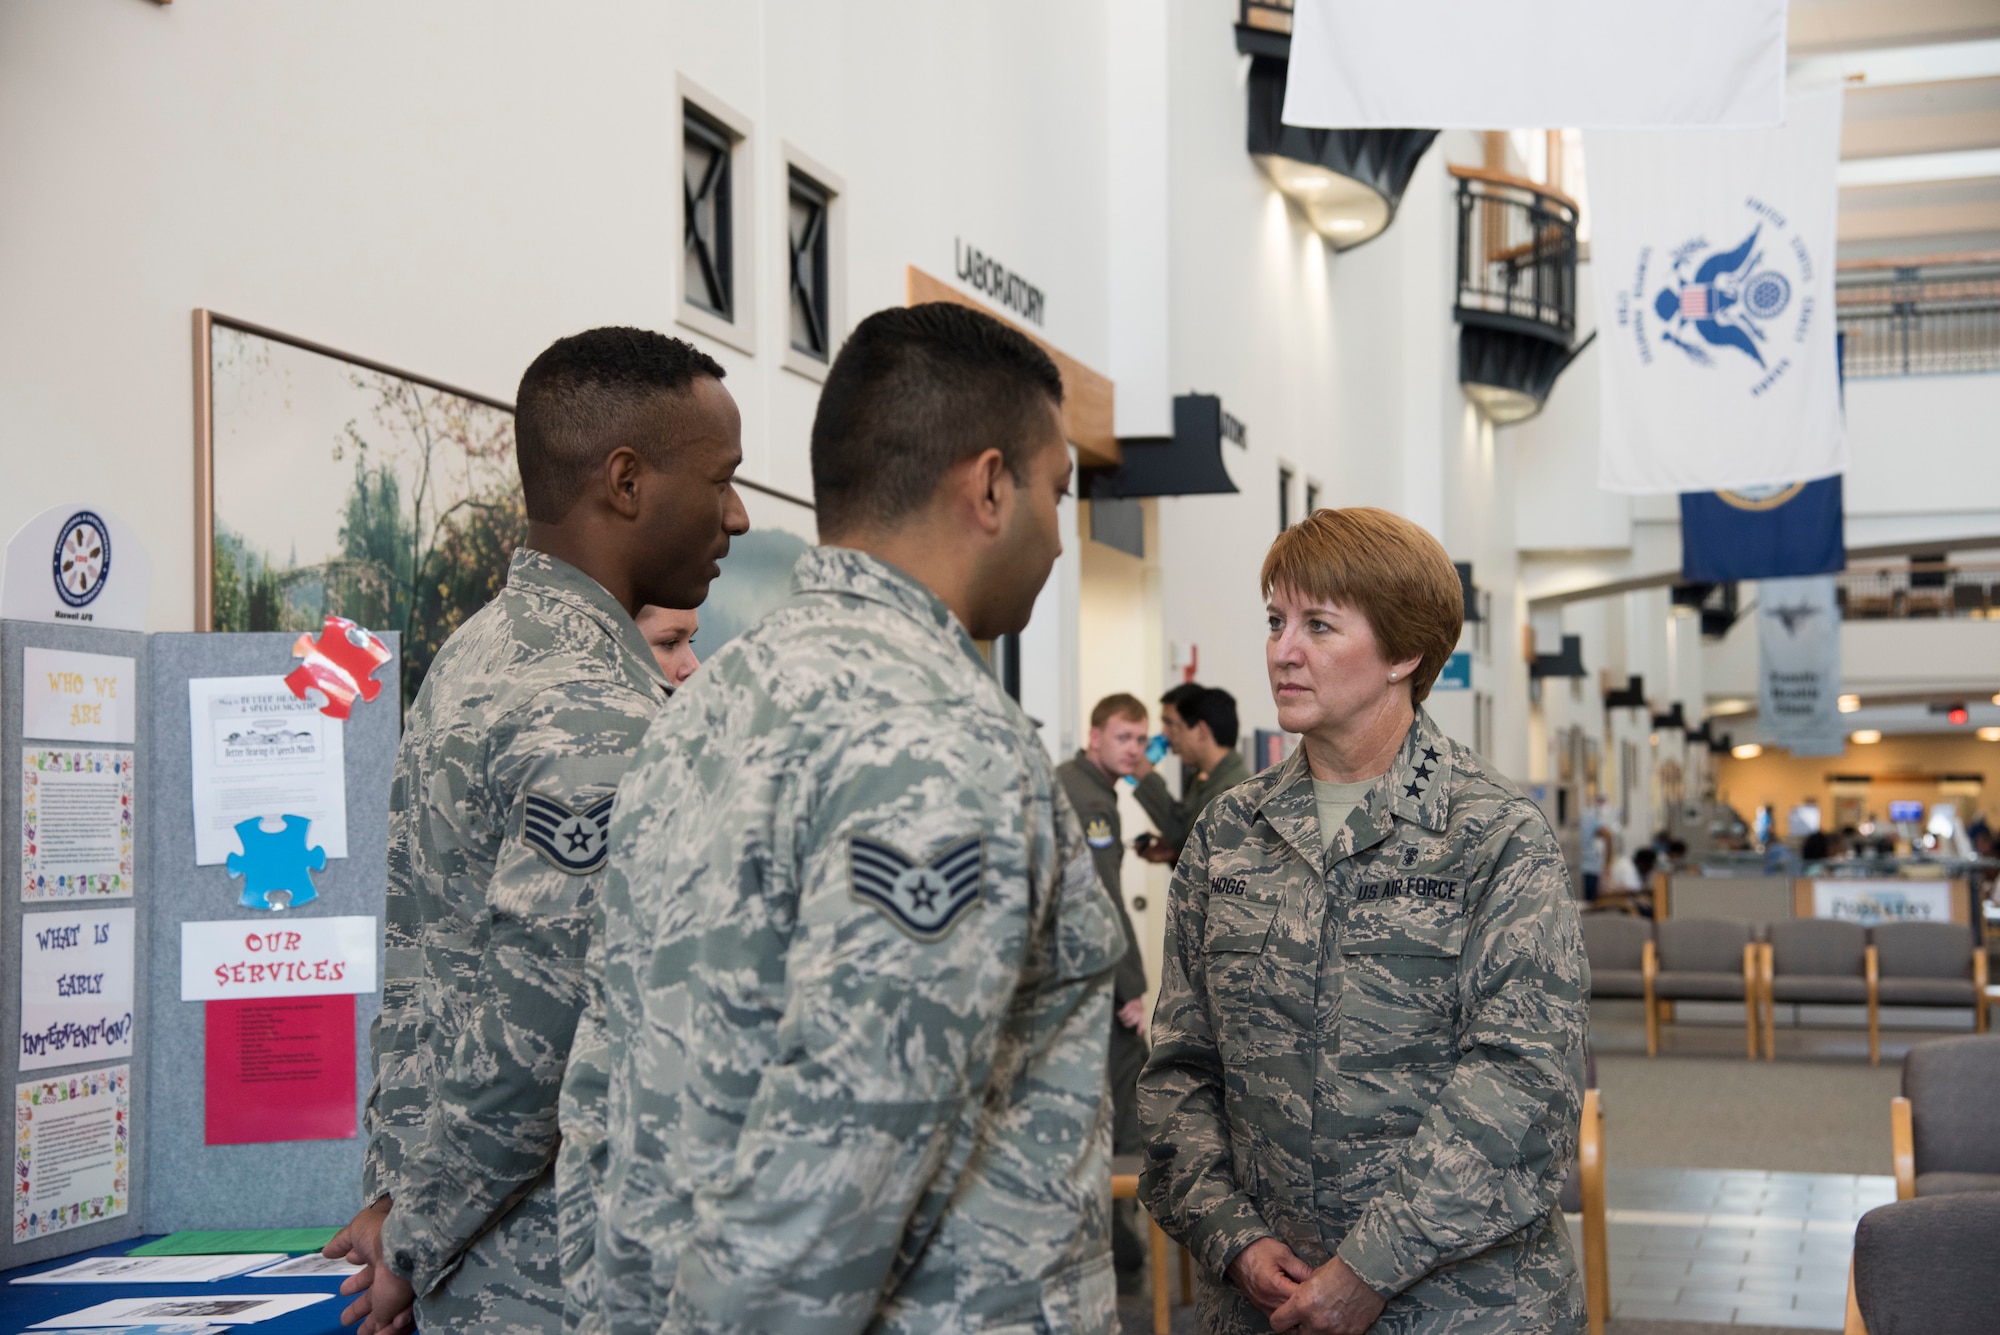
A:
[
  {"xmin": 1731, "ymin": 743, "xmax": 1763, "ymax": 759},
  {"xmin": 1850, "ymin": 729, "xmax": 1882, "ymax": 745}
]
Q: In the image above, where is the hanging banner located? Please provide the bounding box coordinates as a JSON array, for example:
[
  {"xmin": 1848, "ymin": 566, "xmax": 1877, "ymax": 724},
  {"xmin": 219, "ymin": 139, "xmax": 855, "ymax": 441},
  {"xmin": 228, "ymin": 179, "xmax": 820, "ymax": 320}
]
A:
[
  {"xmin": 1590, "ymin": 88, "xmax": 1846, "ymax": 495},
  {"xmin": 1681, "ymin": 476, "xmax": 1846, "ymax": 582},
  {"xmin": 1282, "ymin": 0, "xmax": 1786, "ymax": 131},
  {"xmin": 1756, "ymin": 575, "xmax": 1845, "ymax": 757}
]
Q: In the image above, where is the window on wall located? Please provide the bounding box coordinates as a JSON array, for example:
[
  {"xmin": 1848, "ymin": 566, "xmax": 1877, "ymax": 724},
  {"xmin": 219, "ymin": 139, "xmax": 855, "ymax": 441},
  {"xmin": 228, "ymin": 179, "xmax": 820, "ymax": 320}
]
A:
[
  {"xmin": 787, "ymin": 169, "xmax": 831, "ymax": 362},
  {"xmin": 1304, "ymin": 479, "xmax": 1321, "ymax": 517},
  {"xmin": 1278, "ymin": 465, "xmax": 1295, "ymax": 532},
  {"xmin": 683, "ymin": 105, "xmax": 735, "ymax": 321}
]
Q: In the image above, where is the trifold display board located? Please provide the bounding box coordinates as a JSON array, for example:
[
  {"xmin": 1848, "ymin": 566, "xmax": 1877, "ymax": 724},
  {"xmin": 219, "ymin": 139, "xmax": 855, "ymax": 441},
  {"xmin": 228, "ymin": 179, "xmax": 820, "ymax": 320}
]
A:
[{"xmin": 0, "ymin": 621, "xmax": 396, "ymax": 1272}]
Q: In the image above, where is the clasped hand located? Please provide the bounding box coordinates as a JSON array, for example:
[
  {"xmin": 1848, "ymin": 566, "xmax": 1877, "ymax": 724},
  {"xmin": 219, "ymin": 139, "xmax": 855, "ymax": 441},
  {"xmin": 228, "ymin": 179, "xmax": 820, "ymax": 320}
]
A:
[
  {"xmin": 1228, "ymin": 1237, "xmax": 1387, "ymax": 1334},
  {"xmin": 324, "ymin": 1196, "xmax": 417, "ymax": 1335}
]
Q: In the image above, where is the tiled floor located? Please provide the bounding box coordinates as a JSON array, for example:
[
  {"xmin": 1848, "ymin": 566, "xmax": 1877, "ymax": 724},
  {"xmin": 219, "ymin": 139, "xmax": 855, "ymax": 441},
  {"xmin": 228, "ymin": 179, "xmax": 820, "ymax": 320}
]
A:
[{"xmin": 1577, "ymin": 1165, "xmax": 1894, "ymax": 1328}]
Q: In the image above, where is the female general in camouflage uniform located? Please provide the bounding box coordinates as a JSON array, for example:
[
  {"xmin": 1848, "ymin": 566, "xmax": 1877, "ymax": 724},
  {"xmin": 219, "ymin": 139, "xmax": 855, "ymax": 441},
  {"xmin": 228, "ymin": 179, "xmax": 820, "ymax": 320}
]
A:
[{"xmin": 1138, "ymin": 508, "xmax": 1588, "ymax": 1335}]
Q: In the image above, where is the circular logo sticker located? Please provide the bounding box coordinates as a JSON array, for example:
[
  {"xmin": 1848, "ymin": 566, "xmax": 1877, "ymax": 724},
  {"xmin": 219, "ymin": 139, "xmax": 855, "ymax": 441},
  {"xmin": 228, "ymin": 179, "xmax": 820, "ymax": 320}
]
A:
[{"xmin": 51, "ymin": 511, "xmax": 112, "ymax": 607}]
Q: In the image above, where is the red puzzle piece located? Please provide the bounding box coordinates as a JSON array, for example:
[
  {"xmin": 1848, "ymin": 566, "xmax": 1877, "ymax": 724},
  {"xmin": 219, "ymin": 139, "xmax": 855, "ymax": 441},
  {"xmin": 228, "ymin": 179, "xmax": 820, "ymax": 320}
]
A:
[{"xmin": 284, "ymin": 616, "xmax": 391, "ymax": 719}]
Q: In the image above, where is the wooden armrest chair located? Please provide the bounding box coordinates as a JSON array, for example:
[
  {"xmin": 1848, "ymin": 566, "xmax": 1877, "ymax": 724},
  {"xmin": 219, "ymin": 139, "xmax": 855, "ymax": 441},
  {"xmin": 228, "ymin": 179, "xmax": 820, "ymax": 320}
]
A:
[
  {"xmin": 1890, "ymin": 1034, "xmax": 2000, "ymax": 1202},
  {"xmin": 1870, "ymin": 924, "xmax": 1989, "ymax": 1066},
  {"xmin": 1643, "ymin": 918, "xmax": 1760, "ymax": 1059},
  {"xmin": 1844, "ymin": 1192, "xmax": 2000, "ymax": 1333},
  {"xmin": 1112, "ymin": 1164, "xmax": 1192, "ymax": 1335},
  {"xmin": 1763, "ymin": 919, "xmax": 1870, "ymax": 1061},
  {"xmin": 1559, "ymin": 1074, "xmax": 1609, "ymax": 1335},
  {"xmin": 1581, "ymin": 914, "xmax": 1650, "ymax": 1004}
]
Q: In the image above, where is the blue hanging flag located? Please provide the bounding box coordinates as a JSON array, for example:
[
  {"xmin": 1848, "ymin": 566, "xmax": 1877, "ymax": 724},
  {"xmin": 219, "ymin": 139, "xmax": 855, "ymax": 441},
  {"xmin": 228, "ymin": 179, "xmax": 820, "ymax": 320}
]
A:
[{"xmin": 1680, "ymin": 476, "xmax": 1845, "ymax": 582}]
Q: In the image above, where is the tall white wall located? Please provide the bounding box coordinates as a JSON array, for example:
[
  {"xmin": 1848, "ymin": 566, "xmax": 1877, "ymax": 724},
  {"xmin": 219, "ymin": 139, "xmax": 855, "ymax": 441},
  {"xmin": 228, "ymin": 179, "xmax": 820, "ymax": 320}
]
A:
[{"xmin": 0, "ymin": 0, "xmax": 1114, "ymax": 631}]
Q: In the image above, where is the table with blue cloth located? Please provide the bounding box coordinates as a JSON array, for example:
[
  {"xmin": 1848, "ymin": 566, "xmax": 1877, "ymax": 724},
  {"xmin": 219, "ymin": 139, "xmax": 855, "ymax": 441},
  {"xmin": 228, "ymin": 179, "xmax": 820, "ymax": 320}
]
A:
[{"xmin": 0, "ymin": 1236, "xmax": 358, "ymax": 1333}]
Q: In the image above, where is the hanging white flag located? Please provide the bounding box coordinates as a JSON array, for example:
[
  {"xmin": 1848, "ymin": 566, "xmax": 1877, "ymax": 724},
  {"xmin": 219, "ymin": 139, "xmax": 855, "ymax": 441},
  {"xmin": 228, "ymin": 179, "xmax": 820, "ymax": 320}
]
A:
[
  {"xmin": 1756, "ymin": 576, "xmax": 1845, "ymax": 758},
  {"xmin": 1588, "ymin": 87, "xmax": 1846, "ymax": 495},
  {"xmin": 1282, "ymin": 0, "xmax": 1787, "ymax": 131}
]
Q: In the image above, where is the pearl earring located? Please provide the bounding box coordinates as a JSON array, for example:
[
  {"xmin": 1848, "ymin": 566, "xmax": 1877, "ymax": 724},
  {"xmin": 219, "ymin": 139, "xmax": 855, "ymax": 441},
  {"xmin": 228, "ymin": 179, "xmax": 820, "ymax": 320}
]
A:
[{"xmin": 1388, "ymin": 672, "xmax": 1398, "ymax": 681}]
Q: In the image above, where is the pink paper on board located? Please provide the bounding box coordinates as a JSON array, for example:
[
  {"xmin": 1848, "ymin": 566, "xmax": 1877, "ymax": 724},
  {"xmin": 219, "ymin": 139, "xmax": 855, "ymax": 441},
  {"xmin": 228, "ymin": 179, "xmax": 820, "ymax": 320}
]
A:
[{"xmin": 204, "ymin": 994, "xmax": 356, "ymax": 1145}]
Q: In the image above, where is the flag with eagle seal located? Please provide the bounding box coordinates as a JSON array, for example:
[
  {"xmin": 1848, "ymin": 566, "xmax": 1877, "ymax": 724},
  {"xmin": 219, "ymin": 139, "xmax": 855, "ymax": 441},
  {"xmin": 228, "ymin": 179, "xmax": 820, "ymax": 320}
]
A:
[{"xmin": 1588, "ymin": 87, "xmax": 1846, "ymax": 495}]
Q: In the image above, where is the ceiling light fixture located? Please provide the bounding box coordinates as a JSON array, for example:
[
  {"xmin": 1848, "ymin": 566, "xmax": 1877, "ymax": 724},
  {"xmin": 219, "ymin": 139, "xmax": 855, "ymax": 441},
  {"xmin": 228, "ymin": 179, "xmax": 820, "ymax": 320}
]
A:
[
  {"xmin": 1851, "ymin": 729, "xmax": 1883, "ymax": 745},
  {"xmin": 1837, "ymin": 694, "xmax": 1861, "ymax": 713},
  {"xmin": 1731, "ymin": 743, "xmax": 1764, "ymax": 760},
  {"xmin": 1979, "ymin": 727, "xmax": 2000, "ymax": 742}
]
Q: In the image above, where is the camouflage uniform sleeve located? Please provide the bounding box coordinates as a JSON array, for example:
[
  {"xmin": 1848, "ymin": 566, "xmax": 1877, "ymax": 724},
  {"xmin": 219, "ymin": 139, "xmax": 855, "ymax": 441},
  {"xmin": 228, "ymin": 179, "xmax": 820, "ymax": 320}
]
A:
[
  {"xmin": 1137, "ymin": 814, "xmax": 1276, "ymax": 1279},
  {"xmin": 362, "ymin": 760, "xmax": 422, "ymax": 1209},
  {"xmin": 556, "ymin": 923, "xmax": 611, "ymax": 1334},
  {"xmin": 378, "ymin": 685, "xmax": 655, "ymax": 1297},
  {"xmin": 1132, "ymin": 772, "xmax": 1190, "ymax": 849},
  {"xmin": 1334, "ymin": 813, "xmax": 1588, "ymax": 1298},
  {"xmin": 658, "ymin": 710, "xmax": 1051, "ymax": 1335}
]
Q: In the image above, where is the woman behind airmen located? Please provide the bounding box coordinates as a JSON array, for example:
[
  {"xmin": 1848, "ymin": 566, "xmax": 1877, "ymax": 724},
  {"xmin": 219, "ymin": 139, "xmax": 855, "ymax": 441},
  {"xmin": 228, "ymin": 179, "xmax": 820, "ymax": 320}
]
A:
[{"xmin": 1138, "ymin": 507, "xmax": 1588, "ymax": 1334}]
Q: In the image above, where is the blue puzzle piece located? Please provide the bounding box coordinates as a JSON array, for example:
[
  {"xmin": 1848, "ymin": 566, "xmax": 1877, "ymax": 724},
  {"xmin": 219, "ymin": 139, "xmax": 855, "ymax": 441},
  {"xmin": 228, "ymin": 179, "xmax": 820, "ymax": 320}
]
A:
[{"xmin": 225, "ymin": 814, "xmax": 326, "ymax": 911}]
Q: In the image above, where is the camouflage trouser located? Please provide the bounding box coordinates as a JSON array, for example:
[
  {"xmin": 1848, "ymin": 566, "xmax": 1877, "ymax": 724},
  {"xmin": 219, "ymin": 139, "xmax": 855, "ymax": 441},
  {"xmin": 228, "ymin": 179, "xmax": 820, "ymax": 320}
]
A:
[{"xmin": 416, "ymin": 1180, "xmax": 564, "ymax": 1335}]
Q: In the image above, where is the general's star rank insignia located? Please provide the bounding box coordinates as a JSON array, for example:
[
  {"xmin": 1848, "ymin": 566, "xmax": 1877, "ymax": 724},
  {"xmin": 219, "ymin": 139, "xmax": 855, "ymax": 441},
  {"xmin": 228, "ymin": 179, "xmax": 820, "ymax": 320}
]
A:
[
  {"xmin": 523, "ymin": 791, "xmax": 616, "ymax": 874},
  {"xmin": 849, "ymin": 834, "xmax": 985, "ymax": 941}
]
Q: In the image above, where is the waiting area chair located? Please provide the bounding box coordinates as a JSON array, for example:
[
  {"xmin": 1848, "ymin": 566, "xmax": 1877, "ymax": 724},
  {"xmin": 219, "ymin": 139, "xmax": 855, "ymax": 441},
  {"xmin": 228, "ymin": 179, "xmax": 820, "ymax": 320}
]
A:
[
  {"xmin": 1112, "ymin": 1156, "xmax": 1192, "ymax": 1335},
  {"xmin": 1890, "ymin": 1034, "xmax": 2000, "ymax": 1201},
  {"xmin": 1557, "ymin": 1058, "xmax": 1610, "ymax": 1335},
  {"xmin": 1843, "ymin": 1192, "xmax": 2000, "ymax": 1334},
  {"xmin": 1759, "ymin": 919, "xmax": 1869, "ymax": 1061},
  {"xmin": 1580, "ymin": 914, "xmax": 1650, "ymax": 1003},
  {"xmin": 1868, "ymin": 923, "xmax": 1989, "ymax": 1064},
  {"xmin": 1643, "ymin": 917, "xmax": 1759, "ymax": 1059}
]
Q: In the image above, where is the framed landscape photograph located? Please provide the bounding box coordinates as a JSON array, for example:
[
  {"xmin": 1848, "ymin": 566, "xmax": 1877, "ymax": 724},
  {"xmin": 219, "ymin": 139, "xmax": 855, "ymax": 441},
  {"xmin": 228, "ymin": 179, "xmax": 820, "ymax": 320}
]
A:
[
  {"xmin": 194, "ymin": 311, "xmax": 523, "ymax": 706},
  {"xmin": 193, "ymin": 310, "xmax": 821, "ymax": 703}
]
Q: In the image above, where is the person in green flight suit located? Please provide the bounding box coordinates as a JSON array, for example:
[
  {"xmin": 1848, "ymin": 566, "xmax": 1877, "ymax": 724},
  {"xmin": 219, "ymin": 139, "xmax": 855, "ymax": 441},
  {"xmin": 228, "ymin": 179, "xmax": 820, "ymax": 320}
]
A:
[
  {"xmin": 1134, "ymin": 685, "xmax": 1251, "ymax": 864},
  {"xmin": 1055, "ymin": 692, "xmax": 1154, "ymax": 1294}
]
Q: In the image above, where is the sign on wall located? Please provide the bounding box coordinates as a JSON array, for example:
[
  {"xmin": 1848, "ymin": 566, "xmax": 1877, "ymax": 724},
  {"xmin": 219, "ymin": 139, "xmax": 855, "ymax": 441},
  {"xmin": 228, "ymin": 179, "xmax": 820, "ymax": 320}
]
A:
[
  {"xmin": 1756, "ymin": 575, "xmax": 1845, "ymax": 757},
  {"xmin": 1810, "ymin": 879, "xmax": 1955, "ymax": 926},
  {"xmin": 1, "ymin": 505, "xmax": 151, "ymax": 633}
]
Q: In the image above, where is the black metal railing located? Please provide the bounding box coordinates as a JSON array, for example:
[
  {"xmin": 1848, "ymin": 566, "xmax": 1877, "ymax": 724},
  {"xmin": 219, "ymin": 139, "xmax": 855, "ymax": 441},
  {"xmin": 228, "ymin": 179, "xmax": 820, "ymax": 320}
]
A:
[
  {"xmin": 1837, "ymin": 254, "xmax": 2000, "ymax": 378},
  {"xmin": 1451, "ymin": 166, "xmax": 1578, "ymax": 345},
  {"xmin": 1835, "ymin": 562, "xmax": 2000, "ymax": 620}
]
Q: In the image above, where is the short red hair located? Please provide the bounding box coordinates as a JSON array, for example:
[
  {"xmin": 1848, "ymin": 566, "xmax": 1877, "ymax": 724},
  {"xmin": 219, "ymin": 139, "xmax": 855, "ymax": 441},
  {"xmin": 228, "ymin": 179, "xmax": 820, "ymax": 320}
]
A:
[{"xmin": 1259, "ymin": 507, "xmax": 1464, "ymax": 704}]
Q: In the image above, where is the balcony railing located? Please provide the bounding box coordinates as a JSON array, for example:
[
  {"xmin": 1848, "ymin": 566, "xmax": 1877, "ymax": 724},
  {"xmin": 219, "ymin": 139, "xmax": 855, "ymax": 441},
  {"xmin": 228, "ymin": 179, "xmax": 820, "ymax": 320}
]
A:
[
  {"xmin": 1451, "ymin": 165, "xmax": 1579, "ymax": 345},
  {"xmin": 1835, "ymin": 562, "xmax": 2000, "ymax": 620},
  {"xmin": 1836, "ymin": 253, "xmax": 2000, "ymax": 379}
]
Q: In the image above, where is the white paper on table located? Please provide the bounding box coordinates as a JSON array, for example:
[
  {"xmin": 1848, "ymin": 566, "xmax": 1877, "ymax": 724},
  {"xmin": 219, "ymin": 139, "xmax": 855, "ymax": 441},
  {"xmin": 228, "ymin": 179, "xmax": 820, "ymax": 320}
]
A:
[
  {"xmin": 14, "ymin": 1065, "xmax": 130, "ymax": 1243},
  {"xmin": 31, "ymin": 1327, "xmax": 222, "ymax": 1335},
  {"xmin": 19, "ymin": 907, "xmax": 135, "ymax": 1071},
  {"xmin": 11, "ymin": 1253, "xmax": 284, "ymax": 1284},
  {"xmin": 38, "ymin": 1326, "xmax": 223, "ymax": 1334},
  {"xmin": 30, "ymin": 1294, "xmax": 332, "ymax": 1327},
  {"xmin": 21, "ymin": 748, "xmax": 135, "ymax": 900},
  {"xmin": 180, "ymin": 916, "xmax": 378, "ymax": 1001},
  {"xmin": 186, "ymin": 677, "xmax": 348, "ymax": 867},
  {"xmin": 21, "ymin": 650, "xmax": 136, "ymax": 745},
  {"xmin": 246, "ymin": 1253, "xmax": 363, "ymax": 1279}
]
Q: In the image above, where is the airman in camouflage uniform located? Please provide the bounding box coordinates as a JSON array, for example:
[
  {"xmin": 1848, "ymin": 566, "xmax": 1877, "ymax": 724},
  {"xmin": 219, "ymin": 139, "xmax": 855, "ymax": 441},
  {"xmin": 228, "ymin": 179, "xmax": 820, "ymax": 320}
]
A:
[
  {"xmin": 584, "ymin": 545, "xmax": 1128, "ymax": 1335},
  {"xmin": 361, "ymin": 548, "xmax": 670, "ymax": 1332},
  {"xmin": 1138, "ymin": 710, "xmax": 1589, "ymax": 1333}
]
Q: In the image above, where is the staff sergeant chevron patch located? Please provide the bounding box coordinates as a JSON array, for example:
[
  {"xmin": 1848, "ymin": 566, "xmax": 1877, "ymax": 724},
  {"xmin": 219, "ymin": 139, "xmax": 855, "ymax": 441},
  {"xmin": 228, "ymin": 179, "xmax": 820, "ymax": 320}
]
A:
[
  {"xmin": 522, "ymin": 790, "xmax": 616, "ymax": 874},
  {"xmin": 848, "ymin": 833, "xmax": 986, "ymax": 941}
]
